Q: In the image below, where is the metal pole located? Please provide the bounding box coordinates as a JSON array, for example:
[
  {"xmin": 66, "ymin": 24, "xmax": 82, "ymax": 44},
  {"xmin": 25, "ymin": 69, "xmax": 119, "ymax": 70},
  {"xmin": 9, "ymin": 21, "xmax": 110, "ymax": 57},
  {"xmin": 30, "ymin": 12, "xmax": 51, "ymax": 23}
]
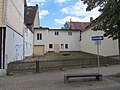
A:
[
  {"xmin": 36, "ymin": 60, "xmax": 39, "ymax": 73},
  {"xmin": 97, "ymin": 40, "xmax": 100, "ymax": 73},
  {"xmin": 1, "ymin": 28, "xmax": 4, "ymax": 69}
]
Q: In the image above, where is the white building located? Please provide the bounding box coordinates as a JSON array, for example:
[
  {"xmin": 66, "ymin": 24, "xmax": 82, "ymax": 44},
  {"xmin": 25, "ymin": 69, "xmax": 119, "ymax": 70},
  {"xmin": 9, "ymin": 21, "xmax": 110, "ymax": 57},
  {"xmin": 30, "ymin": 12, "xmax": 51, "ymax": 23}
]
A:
[
  {"xmin": 24, "ymin": 3, "xmax": 40, "ymax": 57},
  {"xmin": 80, "ymin": 23, "xmax": 119, "ymax": 57},
  {"xmin": 0, "ymin": 0, "xmax": 40, "ymax": 76},
  {"xmin": 5, "ymin": 0, "xmax": 24, "ymax": 62},
  {"xmin": 33, "ymin": 28, "xmax": 81, "ymax": 55},
  {"xmin": 0, "ymin": 0, "xmax": 24, "ymax": 75},
  {"xmin": 23, "ymin": 25, "xmax": 33, "ymax": 57}
]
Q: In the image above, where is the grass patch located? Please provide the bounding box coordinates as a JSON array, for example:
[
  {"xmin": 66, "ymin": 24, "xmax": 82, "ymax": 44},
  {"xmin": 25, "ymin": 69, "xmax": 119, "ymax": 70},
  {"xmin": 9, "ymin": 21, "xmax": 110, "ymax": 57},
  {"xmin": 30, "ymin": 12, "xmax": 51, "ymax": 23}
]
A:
[{"xmin": 44, "ymin": 51, "xmax": 96, "ymax": 61}]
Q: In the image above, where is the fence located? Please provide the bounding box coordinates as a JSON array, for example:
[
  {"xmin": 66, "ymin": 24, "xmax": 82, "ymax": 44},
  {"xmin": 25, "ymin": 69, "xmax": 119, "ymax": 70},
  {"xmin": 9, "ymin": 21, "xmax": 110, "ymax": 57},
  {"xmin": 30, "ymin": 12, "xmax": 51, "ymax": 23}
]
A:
[{"xmin": 7, "ymin": 57, "xmax": 120, "ymax": 74}]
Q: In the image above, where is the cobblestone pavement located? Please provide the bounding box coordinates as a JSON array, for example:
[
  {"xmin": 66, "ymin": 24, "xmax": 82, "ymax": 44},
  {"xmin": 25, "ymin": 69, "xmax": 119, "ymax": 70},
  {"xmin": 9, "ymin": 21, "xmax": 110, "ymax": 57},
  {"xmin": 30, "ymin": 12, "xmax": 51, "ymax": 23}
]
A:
[{"xmin": 1, "ymin": 65, "xmax": 120, "ymax": 90}]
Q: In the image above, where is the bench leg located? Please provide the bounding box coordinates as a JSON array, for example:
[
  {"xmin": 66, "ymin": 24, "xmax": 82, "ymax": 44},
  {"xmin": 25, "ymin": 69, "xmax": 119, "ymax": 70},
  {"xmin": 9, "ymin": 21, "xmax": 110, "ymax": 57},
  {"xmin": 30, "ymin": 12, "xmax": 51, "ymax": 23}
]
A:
[
  {"xmin": 96, "ymin": 76, "xmax": 102, "ymax": 81},
  {"xmin": 99, "ymin": 76, "xmax": 102, "ymax": 81},
  {"xmin": 64, "ymin": 76, "xmax": 69, "ymax": 83}
]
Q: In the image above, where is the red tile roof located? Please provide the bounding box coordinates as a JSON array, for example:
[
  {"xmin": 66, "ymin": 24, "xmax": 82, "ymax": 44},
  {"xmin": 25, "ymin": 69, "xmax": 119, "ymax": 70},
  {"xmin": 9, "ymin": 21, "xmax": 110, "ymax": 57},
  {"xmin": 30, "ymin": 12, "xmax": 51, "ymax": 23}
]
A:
[
  {"xmin": 70, "ymin": 17, "xmax": 93, "ymax": 31},
  {"xmin": 70, "ymin": 22, "xmax": 91, "ymax": 31}
]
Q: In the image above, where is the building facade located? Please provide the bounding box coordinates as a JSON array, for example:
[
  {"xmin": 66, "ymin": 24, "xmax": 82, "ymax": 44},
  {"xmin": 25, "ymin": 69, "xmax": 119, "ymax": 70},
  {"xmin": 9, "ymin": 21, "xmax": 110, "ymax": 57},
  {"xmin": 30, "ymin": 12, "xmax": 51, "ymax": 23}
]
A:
[
  {"xmin": 33, "ymin": 28, "xmax": 81, "ymax": 55},
  {"xmin": 0, "ymin": 0, "xmax": 24, "ymax": 75},
  {"xmin": 24, "ymin": 4, "xmax": 40, "ymax": 57},
  {"xmin": 80, "ymin": 26, "xmax": 119, "ymax": 57},
  {"xmin": 0, "ymin": 0, "xmax": 40, "ymax": 75},
  {"xmin": 23, "ymin": 25, "xmax": 33, "ymax": 57}
]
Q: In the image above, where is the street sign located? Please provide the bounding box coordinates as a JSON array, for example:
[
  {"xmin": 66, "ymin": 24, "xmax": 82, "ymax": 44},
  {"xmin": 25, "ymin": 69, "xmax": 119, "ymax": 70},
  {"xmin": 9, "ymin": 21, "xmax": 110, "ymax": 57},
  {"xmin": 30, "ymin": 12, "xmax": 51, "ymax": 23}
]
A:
[
  {"xmin": 92, "ymin": 36, "xmax": 104, "ymax": 41},
  {"xmin": 94, "ymin": 40, "xmax": 101, "ymax": 45},
  {"xmin": 91, "ymin": 36, "xmax": 104, "ymax": 73}
]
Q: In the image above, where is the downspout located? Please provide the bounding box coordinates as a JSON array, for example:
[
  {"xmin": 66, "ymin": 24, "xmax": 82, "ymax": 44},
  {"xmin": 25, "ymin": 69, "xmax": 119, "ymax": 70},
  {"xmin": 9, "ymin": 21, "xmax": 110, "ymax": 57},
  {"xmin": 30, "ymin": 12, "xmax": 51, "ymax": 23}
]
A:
[
  {"xmin": 23, "ymin": 25, "xmax": 25, "ymax": 59},
  {"xmin": 32, "ymin": 27, "xmax": 34, "ymax": 55},
  {"xmin": 2, "ymin": 0, "xmax": 7, "ymax": 69},
  {"xmin": 1, "ymin": 29, "xmax": 3, "ymax": 69},
  {"xmin": 2, "ymin": 0, "xmax": 4, "ymax": 25},
  {"xmin": 2, "ymin": 0, "xmax": 8, "ymax": 25}
]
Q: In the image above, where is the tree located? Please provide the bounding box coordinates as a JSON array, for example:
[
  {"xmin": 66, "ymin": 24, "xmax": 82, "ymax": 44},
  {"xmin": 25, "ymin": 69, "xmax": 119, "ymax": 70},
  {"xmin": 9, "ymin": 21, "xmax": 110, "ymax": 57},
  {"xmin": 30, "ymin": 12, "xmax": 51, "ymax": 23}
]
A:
[
  {"xmin": 82, "ymin": 0, "xmax": 120, "ymax": 54},
  {"xmin": 61, "ymin": 21, "xmax": 70, "ymax": 29}
]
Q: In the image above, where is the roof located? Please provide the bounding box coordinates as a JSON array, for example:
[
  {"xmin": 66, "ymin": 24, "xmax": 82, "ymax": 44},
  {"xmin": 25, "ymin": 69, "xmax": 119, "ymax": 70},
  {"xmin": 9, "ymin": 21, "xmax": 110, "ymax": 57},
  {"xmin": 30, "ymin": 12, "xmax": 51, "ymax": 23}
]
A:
[
  {"xmin": 34, "ymin": 27, "xmax": 49, "ymax": 30},
  {"xmin": 24, "ymin": 5, "xmax": 38, "ymax": 30},
  {"xmin": 70, "ymin": 22, "xmax": 91, "ymax": 31},
  {"xmin": 24, "ymin": 0, "xmax": 27, "ymax": 6},
  {"xmin": 49, "ymin": 29, "xmax": 81, "ymax": 31},
  {"xmin": 83, "ymin": 17, "xmax": 100, "ymax": 32},
  {"xmin": 34, "ymin": 27, "xmax": 81, "ymax": 31},
  {"xmin": 70, "ymin": 17, "xmax": 93, "ymax": 31}
]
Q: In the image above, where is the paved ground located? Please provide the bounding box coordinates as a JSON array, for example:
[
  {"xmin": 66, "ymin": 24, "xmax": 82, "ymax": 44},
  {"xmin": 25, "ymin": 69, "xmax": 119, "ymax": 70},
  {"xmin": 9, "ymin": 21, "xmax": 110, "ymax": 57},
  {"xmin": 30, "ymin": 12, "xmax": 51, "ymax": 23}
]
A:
[{"xmin": 1, "ymin": 65, "xmax": 120, "ymax": 90}]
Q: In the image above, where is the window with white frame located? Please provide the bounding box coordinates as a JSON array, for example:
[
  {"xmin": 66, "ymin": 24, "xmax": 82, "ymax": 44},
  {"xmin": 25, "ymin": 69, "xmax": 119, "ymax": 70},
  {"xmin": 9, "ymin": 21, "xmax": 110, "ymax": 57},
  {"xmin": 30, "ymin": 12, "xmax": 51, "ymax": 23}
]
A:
[
  {"xmin": 55, "ymin": 31, "xmax": 59, "ymax": 35},
  {"xmin": 37, "ymin": 33, "xmax": 42, "ymax": 40},
  {"xmin": 80, "ymin": 31, "xmax": 81, "ymax": 41},
  {"xmin": 49, "ymin": 44, "xmax": 53, "ymax": 49},
  {"xmin": 61, "ymin": 44, "xmax": 69, "ymax": 49},
  {"xmin": 65, "ymin": 44, "xmax": 68, "ymax": 49},
  {"xmin": 68, "ymin": 31, "xmax": 72, "ymax": 35},
  {"xmin": 25, "ymin": 29, "xmax": 28, "ymax": 37},
  {"xmin": 61, "ymin": 44, "xmax": 64, "ymax": 49}
]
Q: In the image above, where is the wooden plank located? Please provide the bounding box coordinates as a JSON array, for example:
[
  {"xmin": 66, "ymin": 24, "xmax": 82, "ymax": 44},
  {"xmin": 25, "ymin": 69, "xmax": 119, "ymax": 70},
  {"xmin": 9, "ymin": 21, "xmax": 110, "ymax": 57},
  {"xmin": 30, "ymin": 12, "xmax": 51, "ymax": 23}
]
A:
[
  {"xmin": 65, "ymin": 73, "xmax": 102, "ymax": 77},
  {"xmin": 64, "ymin": 73, "xmax": 102, "ymax": 83}
]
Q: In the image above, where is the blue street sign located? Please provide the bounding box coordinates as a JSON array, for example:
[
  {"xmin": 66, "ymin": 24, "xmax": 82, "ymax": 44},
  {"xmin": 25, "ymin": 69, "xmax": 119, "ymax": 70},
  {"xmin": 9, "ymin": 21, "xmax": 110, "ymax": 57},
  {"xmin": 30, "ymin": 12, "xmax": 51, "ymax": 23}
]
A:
[{"xmin": 92, "ymin": 36, "xmax": 104, "ymax": 41}]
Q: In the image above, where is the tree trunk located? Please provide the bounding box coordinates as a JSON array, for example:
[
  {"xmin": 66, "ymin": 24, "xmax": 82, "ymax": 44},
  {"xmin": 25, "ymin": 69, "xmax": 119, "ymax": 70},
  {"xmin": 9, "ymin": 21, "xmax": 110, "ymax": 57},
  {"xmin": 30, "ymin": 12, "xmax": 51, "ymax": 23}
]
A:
[
  {"xmin": 119, "ymin": 38, "xmax": 120, "ymax": 57},
  {"xmin": 118, "ymin": 20, "xmax": 120, "ymax": 57}
]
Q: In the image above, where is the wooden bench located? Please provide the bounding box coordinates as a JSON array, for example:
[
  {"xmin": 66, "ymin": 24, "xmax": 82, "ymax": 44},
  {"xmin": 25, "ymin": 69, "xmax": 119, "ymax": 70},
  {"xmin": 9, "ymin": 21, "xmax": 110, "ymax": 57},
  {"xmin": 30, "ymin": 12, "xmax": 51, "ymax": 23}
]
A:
[{"xmin": 64, "ymin": 73, "xmax": 102, "ymax": 83}]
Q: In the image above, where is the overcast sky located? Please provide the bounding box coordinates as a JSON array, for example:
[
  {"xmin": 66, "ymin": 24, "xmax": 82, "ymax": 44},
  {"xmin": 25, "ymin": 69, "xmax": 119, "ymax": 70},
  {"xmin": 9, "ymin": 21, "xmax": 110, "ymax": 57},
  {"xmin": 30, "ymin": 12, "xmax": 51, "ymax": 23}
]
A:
[{"xmin": 27, "ymin": 0, "xmax": 100, "ymax": 29}]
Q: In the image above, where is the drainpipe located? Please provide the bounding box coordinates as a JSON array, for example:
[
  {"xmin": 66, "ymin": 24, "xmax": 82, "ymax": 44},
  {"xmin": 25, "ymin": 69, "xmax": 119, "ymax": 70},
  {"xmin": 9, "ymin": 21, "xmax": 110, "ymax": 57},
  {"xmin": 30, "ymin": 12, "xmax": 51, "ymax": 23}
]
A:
[
  {"xmin": 1, "ymin": 28, "xmax": 4, "ymax": 69},
  {"xmin": 2, "ymin": 0, "xmax": 4, "ymax": 25},
  {"xmin": 32, "ymin": 27, "xmax": 34, "ymax": 56},
  {"xmin": 23, "ymin": 25, "xmax": 25, "ymax": 59},
  {"xmin": 2, "ymin": 0, "xmax": 8, "ymax": 25}
]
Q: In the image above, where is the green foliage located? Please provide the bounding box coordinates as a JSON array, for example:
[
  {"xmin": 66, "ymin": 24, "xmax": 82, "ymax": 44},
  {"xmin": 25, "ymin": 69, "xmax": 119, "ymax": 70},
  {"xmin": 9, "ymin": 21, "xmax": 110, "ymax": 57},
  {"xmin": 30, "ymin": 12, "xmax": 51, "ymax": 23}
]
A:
[
  {"xmin": 82, "ymin": 0, "xmax": 120, "ymax": 40},
  {"xmin": 61, "ymin": 21, "xmax": 70, "ymax": 29}
]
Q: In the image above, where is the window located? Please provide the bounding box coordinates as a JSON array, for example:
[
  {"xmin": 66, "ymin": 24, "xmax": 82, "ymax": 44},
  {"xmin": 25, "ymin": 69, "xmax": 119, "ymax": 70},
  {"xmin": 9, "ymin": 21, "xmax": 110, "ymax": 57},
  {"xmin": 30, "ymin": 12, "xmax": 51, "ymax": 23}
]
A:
[
  {"xmin": 25, "ymin": 29, "xmax": 28, "ymax": 36},
  {"xmin": 80, "ymin": 31, "xmax": 81, "ymax": 41},
  {"xmin": 49, "ymin": 44, "xmax": 53, "ymax": 49},
  {"xmin": 26, "ymin": 43, "xmax": 27, "ymax": 49},
  {"xmin": 68, "ymin": 32, "xmax": 72, "ymax": 35},
  {"xmin": 37, "ymin": 33, "xmax": 42, "ymax": 40},
  {"xmin": 55, "ymin": 31, "xmax": 59, "ymax": 35},
  {"xmin": 61, "ymin": 44, "xmax": 64, "ymax": 49},
  {"xmin": 65, "ymin": 44, "xmax": 68, "ymax": 49}
]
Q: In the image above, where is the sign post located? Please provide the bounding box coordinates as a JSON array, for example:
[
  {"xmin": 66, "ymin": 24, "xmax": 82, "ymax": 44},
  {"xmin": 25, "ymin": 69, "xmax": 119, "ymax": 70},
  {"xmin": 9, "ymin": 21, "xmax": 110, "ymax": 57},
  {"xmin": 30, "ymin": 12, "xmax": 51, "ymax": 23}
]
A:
[
  {"xmin": 92, "ymin": 36, "xmax": 104, "ymax": 73},
  {"xmin": 96, "ymin": 40, "xmax": 100, "ymax": 73}
]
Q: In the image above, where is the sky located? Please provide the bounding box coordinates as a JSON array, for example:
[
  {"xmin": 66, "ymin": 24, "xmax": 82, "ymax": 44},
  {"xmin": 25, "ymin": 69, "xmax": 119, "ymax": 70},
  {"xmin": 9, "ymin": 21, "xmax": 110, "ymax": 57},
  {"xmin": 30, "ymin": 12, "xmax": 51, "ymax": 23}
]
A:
[{"xmin": 27, "ymin": 0, "xmax": 101, "ymax": 29}]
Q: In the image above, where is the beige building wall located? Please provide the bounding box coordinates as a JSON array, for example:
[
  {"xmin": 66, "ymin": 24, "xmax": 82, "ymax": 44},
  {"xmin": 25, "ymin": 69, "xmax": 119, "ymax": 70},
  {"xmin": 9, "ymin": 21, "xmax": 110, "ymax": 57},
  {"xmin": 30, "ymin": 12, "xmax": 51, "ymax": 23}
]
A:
[
  {"xmin": 0, "ymin": 0, "xmax": 3, "ymax": 25},
  {"xmin": 80, "ymin": 27, "xmax": 119, "ymax": 56},
  {"xmin": 6, "ymin": 0, "xmax": 24, "ymax": 35}
]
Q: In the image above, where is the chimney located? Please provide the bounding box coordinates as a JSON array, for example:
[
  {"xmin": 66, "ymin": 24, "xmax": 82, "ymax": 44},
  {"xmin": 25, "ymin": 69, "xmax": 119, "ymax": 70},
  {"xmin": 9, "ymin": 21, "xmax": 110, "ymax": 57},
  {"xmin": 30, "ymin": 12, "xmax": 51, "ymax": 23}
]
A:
[
  {"xmin": 70, "ymin": 18, "xmax": 72, "ymax": 29},
  {"xmin": 36, "ymin": 4, "xmax": 38, "ymax": 7},
  {"xmin": 24, "ymin": 0, "xmax": 27, "ymax": 7},
  {"xmin": 90, "ymin": 17, "xmax": 93, "ymax": 22}
]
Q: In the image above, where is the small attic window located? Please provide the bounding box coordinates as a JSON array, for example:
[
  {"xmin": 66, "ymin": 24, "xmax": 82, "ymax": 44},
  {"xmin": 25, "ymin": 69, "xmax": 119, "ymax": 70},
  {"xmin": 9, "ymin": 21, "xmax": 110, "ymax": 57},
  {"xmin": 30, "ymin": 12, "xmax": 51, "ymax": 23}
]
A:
[
  {"xmin": 68, "ymin": 31, "xmax": 72, "ymax": 35},
  {"xmin": 27, "ymin": 8, "xmax": 32, "ymax": 10},
  {"xmin": 26, "ymin": 11, "xmax": 30, "ymax": 14}
]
